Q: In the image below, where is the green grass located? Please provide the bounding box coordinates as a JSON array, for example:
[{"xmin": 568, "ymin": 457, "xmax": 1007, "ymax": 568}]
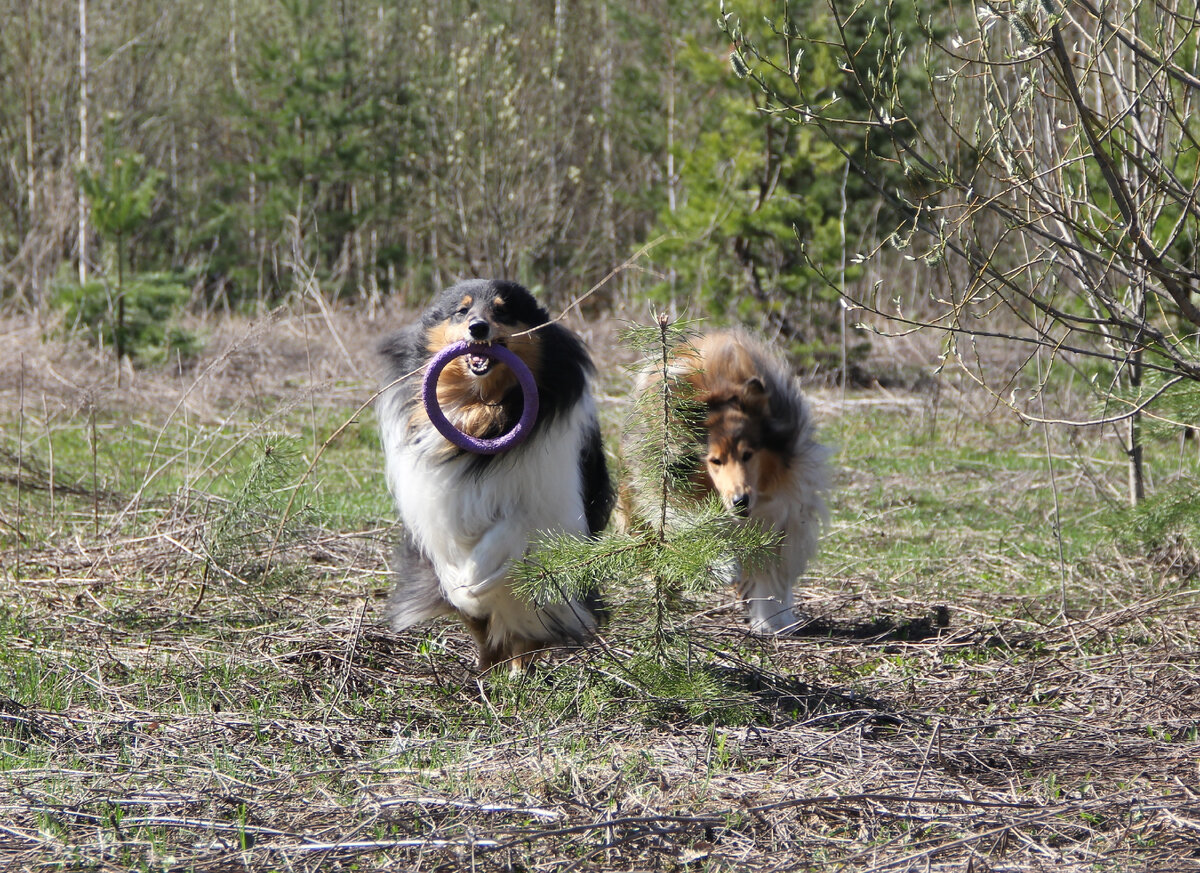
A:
[
  {"xmin": 821, "ymin": 393, "xmax": 1187, "ymax": 616},
  {"xmin": 1, "ymin": 312, "xmax": 1199, "ymax": 871}
]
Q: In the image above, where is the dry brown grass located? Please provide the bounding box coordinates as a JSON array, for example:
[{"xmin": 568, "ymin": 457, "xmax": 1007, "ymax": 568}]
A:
[{"xmin": 1, "ymin": 303, "xmax": 1199, "ymax": 872}]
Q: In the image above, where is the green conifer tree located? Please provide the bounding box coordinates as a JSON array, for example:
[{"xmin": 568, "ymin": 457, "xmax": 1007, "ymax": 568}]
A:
[
  {"xmin": 511, "ymin": 317, "xmax": 780, "ymax": 715},
  {"xmin": 79, "ymin": 114, "xmax": 164, "ymax": 365}
]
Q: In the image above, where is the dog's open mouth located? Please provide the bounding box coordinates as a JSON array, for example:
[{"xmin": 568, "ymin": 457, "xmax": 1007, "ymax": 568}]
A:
[
  {"xmin": 466, "ymin": 351, "xmax": 493, "ymax": 376},
  {"xmin": 465, "ymin": 342, "xmax": 506, "ymax": 377}
]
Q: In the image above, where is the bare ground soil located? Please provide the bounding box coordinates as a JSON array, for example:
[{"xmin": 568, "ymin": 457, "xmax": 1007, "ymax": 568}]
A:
[{"xmin": 1, "ymin": 304, "xmax": 1198, "ymax": 872}]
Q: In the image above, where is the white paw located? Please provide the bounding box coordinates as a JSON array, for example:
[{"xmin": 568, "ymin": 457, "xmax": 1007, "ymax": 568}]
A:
[{"xmin": 747, "ymin": 602, "xmax": 809, "ymax": 635}]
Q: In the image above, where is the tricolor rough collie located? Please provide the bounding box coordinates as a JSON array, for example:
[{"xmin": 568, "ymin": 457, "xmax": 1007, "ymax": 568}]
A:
[
  {"xmin": 658, "ymin": 329, "xmax": 831, "ymax": 634},
  {"xmin": 375, "ymin": 279, "xmax": 613, "ymax": 671}
]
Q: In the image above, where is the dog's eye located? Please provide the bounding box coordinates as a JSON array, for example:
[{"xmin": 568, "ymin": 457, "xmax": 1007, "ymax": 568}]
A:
[
  {"xmin": 741, "ymin": 450, "xmax": 754, "ymax": 462},
  {"xmin": 707, "ymin": 456, "xmax": 724, "ymax": 467}
]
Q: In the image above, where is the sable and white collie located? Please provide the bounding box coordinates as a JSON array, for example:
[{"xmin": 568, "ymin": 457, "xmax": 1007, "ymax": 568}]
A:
[
  {"xmin": 652, "ymin": 329, "xmax": 831, "ymax": 634},
  {"xmin": 376, "ymin": 279, "xmax": 614, "ymax": 671}
]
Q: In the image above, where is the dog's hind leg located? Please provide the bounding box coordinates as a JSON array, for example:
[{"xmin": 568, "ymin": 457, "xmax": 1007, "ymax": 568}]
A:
[
  {"xmin": 462, "ymin": 614, "xmax": 501, "ymax": 672},
  {"xmin": 462, "ymin": 614, "xmax": 536, "ymax": 674},
  {"xmin": 505, "ymin": 637, "xmax": 542, "ymax": 674}
]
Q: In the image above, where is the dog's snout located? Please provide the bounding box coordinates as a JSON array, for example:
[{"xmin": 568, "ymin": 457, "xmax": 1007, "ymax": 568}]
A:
[
  {"xmin": 732, "ymin": 493, "xmax": 752, "ymax": 516},
  {"xmin": 468, "ymin": 318, "xmax": 491, "ymax": 340}
]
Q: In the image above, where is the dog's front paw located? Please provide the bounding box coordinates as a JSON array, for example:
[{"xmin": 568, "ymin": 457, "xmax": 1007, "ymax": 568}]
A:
[
  {"xmin": 461, "ymin": 523, "xmax": 527, "ymax": 593},
  {"xmin": 747, "ymin": 603, "xmax": 812, "ymax": 636}
]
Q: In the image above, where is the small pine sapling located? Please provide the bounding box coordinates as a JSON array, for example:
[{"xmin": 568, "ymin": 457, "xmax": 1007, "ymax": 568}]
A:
[
  {"xmin": 79, "ymin": 115, "xmax": 164, "ymax": 370},
  {"xmin": 201, "ymin": 435, "xmax": 317, "ymax": 595},
  {"xmin": 513, "ymin": 315, "xmax": 780, "ymax": 659}
]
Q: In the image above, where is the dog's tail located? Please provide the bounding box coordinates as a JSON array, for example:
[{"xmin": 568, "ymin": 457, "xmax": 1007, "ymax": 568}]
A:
[{"xmin": 387, "ymin": 534, "xmax": 455, "ymax": 630}]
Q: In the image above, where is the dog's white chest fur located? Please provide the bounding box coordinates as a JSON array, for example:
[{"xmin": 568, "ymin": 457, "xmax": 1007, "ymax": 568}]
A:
[{"xmin": 381, "ymin": 398, "xmax": 597, "ymax": 640}]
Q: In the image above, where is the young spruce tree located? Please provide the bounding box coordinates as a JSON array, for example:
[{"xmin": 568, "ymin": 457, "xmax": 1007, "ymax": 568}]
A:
[{"xmin": 511, "ymin": 316, "xmax": 780, "ymax": 713}]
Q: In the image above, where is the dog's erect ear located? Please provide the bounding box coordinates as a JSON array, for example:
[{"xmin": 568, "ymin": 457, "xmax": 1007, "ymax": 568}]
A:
[{"xmin": 741, "ymin": 376, "xmax": 769, "ymax": 413}]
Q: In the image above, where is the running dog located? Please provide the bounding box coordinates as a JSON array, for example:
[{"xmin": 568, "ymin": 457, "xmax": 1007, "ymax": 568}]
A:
[
  {"xmin": 649, "ymin": 329, "xmax": 831, "ymax": 634},
  {"xmin": 376, "ymin": 279, "xmax": 613, "ymax": 671}
]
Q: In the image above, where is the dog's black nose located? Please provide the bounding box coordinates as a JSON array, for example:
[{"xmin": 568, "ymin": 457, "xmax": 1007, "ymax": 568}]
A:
[
  {"xmin": 732, "ymin": 493, "xmax": 751, "ymax": 516},
  {"xmin": 468, "ymin": 318, "xmax": 491, "ymax": 340}
]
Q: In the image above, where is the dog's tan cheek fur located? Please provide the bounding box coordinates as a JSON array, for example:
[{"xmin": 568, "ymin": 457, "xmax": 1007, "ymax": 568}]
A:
[
  {"xmin": 418, "ymin": 321, "xmax": 486, "ymax": 436},
  {"xmin": 426, "ymin": 321, "xmax": 460, "ymax": 355},
  {"xmin": 749, "ymin": 450, "xmax": 788, "ymax": 501},
  {"xmin": 427, "ymin": 322, "xmax": 477, "ymax": 405},
  {"xmin": 707, "ymin": 459, "xmax": 751, "ymax": 507},
  {"xmin": 702, "ymin": 428, "xmax": 743, "ymax": 506}
]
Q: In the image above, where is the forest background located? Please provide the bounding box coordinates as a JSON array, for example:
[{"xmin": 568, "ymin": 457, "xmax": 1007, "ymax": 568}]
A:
[
  {"xmin": 6, "ymin": 0, "xmax": 1199, "ymax": 445},
  {"xmin": 0, "ymin": 0, "xmax": 885, "ymax": 368}
]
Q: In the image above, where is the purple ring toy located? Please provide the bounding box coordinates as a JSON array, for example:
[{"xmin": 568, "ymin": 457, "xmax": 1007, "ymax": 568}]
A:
[{"xmin": 421, "ymin": 341, "xmax": 540, "ymax": 454}]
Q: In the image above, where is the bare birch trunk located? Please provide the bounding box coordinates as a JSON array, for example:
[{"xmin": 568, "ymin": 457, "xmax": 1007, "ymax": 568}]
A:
[
  {"xmin": 352, "ymin": 181, "xmax": 368, "ymax": 302},
  {"xmin": 228, "ymin": 0, "xmax": 240, "ymax": 92},
  {"xmin": 429, "ymin": 183, "xmax": 441, "ymax": 290},
  {"xmin": 547, "ymin": 0, "xmax": 566, "ymax": 289},
  {"xmin": 1127, "ymin": 394, "xmax": 1145, "ymax": 505},
  {"xmin": 1127, "ymin": 282, "xmax": 1146, "ymax": 506},
  {"xmin": 598, "ymin": 0, "xmax": 616, "ymax": 285},
  {"xmin": 23, "ymin": 1, "xmax": 37, "ymax": 224},
  {"xmin": 1120, "ymin": 34, "xmax": 1146, "ymax": 505},
  {"xmin": 664, "ymin": 30, "xmax": 678, "ymax": 305},
  {"xmin": 666, "ymin": 37, "xmax": 676, "ymax": 216},
  {"xmin": 78, "ymin": 0, "xmax": 89, "ymax": 284}
]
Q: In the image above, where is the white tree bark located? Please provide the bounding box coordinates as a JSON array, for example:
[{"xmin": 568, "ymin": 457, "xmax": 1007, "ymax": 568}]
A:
[
  {"xmin": 599, "ymin": 0, "xmax": 616, "ymax": 273},
  {"xmin": 23, "ymin": 1, "xmax": 37, "ymax": 222},
  {"xmin": 77, "ymin": 0, "xmax": 88, "ymax": 284}
]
